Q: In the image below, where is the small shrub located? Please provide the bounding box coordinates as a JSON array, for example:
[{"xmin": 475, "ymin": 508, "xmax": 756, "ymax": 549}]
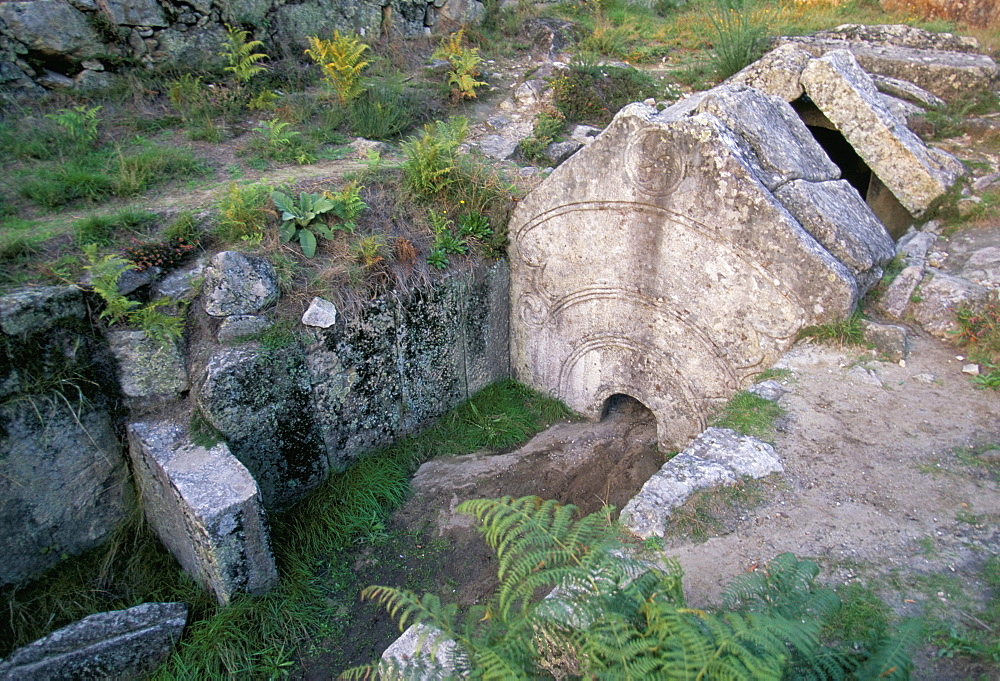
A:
[
  {"xmin": 305, "ymin": 31, "xmax": 370, "ymax": 106},
  {"xmin": 427, "ymin": 209, "xmax": 468, "ymax": 270},
  {"xmin": 431, "ymin": 29, "xmax": 487, "ymax": 102},
  {"xmin": 518, "ymin": 105, "xmax": 566, "ymax": 162},
  {"xmin": 953, "ymin": 299, "xmax": 1000, "ymax": 389},
  {"xmin": 401, "ymin": 118, "xmax": 468, "ymax": 197},
  {"xmin": 217, "ymin": 182, "xmax": 272, "ymax": 244},
  {"xmin": 221, "ymin": 24, "xmax": 268, "ymax": 87},
  {"xmin": 83, "ymin": 245, "xmax": 184, "ymax": 345},
  {"xmin": 123, "ymin": 237, "xmax": 196, "ymax": 272},
  {"xmin": 245, "ymin": 118, "xmax": 316, "ymax": 166},
  {"xmin": 552, "ymin": 60, "xmax": 656, "ymax": 126},
  {"xmin": 164, "ymin": 211, "xmax": 201, "ymax": 243},
  {"xmin": 347, "ymin": 77, "xmax": 419, "ymax": 140},
  {"xmin": 44, "ymin": 105, "xmax": 102, "ymax": 150},
  {"xmin": 353, "ymin": 234, "xmax": 387, "ymax": 269},
  {"xmin": 271, "ymin": 188, "xmax": 365, "ymax": 257}
]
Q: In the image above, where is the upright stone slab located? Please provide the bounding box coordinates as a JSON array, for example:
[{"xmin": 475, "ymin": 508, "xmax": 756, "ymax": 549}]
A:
[
  {"xmin": 127, "ymin": 422, "xmax": 278, "ymax": 605},
  {"xmin": 0, "ymin": 602, "xmax": 187, "ymax": 680},
  {"xmin": 800, "ymin": 50, "xmax": 963, "ymax": 218},
  {"xmin": 510, "ymin": 99, "xmax": 857, "ymax": 451},
  {"xmin": 197, "ymin": 344, "xmax": 328, "ymax": 508}
]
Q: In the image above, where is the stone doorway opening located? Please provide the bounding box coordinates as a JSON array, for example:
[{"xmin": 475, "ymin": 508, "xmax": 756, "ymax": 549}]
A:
[
  {"xmin": 600, "ymin": 393, "xmax": 655, "ymax": 424},
  {"xmin": 792, "ymin": 97, "xmax": 913, "ymax": 238}
]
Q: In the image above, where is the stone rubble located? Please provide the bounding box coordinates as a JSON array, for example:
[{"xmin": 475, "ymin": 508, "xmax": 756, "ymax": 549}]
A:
[{"xmin": 0, "ymin": 602, "xmax": 188, "ymax": 680}]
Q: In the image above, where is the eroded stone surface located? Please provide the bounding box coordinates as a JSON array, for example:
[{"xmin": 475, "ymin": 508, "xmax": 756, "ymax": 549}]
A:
[
  {"xmin": 619, "ymin": 428, "xmax": 783, "ymax": 539},
  {"xmin": 0, "ymin": 286, "xmax": 85, "ymax": 336},
  {"xmin": 197, "ymin": 344, "xmax": 328, "ymax": 508},
  {"xmin": 727, "ymin": 43, "xmax": 814, "ymax": 102},
  {"xmin": 509, "ymin": 98, "xmax": 857, "ymax": 450},
  {"xmin": 201, "ymin": 251, "xmax": 279, "ymax": 317},
  {"xmin": 909, "ymin": 272, "xmax": 989, "ymax": 339},
  {"xmin": 775, "ymin": 179, "xmax": 895, "ymax": 293},
  {"xmin": 800, "ymin": 50, "xmax": 963, "ymax": 217},
  {"xmin": 127, "ymin": 422, "xmax": 278, "ymax": 604},
  {"xmin": 0, "ymin": 402, "xmax": 129, "ymax": 586},
  {"xmin": 0, "ymin": 603, "xmax": 187, "ymax": 680},
  {"xmin": 778, "ymin": 25, "xmax": 999, "ymax": 101},
  {"xmin": 107, "ymin": 330, "xmax": 188, "ymax": 399}
]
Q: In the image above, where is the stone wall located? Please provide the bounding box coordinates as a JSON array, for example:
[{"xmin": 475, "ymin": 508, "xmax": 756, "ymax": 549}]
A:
[
  {"xmin": 0, "ymin": 287, "xmax": 131, "ymax": 586},
  {"xmin": 0, "ymin": 259, "xmax": 509, "ymax": 587},
  {"xmin": 0, "ymin": 0, "xmax": 485, "ymax": 94},
  {"xmin": 196, "ymin": 259, "xmax": 510, "ymax": 508}
]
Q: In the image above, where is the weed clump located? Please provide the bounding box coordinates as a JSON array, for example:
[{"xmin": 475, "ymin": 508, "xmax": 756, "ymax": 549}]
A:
[
  {"xmin": 953, "ymin": 298, "xmax": 1000, "ymax": 389},
  {"xmin": 552, "ymin": 56, "xmax": 657, "ymax": 126}
]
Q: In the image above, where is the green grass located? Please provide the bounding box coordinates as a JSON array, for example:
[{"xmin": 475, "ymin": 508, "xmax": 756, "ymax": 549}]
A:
[
  {"xmin": 663, "ymin": 476, "xmax": 771, "ymax": 542},
  {"xmin": 73, "ymin": 207, "xmax": 158, "ymax": 247},
  {"xmin": 711, "ymin": 390, "xmax": 785, "ymax": 441},
  {"xmin": 824, "ymin": 582, "xmax": 893, "ymax": 651},
  {"xmin": 798, "ymin": 311, "xmax": 867, "ymax": 347},
  {"xmin": 16, "ymin": 144, "xmax": 206, "ymax": 210},
  {"xmin": 1, "ymin": 380, "xmax": 572, "ymax": 676}
]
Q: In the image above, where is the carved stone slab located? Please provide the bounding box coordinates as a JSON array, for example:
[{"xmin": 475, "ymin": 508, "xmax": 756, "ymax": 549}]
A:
[
  {"xmin": 509, "ymin": 98, "xmax": 858, "ymax": 451},
  {"xmin": 127, "ymin": 421, "xmax": 279, "ymax": 605}
]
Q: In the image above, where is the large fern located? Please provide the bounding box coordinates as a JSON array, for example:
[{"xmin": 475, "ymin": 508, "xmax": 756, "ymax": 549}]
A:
[
  {"xmin": 351, "ymin": 497, "xmax": 918, "ymax": 680},
  {"xmin": 220, "ymin": 24, "xmax": 268, "ymax": 85}
]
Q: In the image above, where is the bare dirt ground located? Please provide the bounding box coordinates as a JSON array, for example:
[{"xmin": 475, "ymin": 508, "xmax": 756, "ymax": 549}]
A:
[{"xmin": 384, "ymin": 331, "xmax": 999, "ymax": 679}]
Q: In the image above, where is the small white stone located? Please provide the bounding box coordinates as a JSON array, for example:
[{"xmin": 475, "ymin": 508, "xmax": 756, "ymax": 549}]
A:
[
  {"xmin": 898, "ymin": 359, "xmax": 906, "ymax": 368},
  {"xmin": 962, "ymin": 363, "xmax": 980, "ymax": 375},
  {"xmin": 301, "ymin": 297, "xmax": 338, "ymax": 328}
]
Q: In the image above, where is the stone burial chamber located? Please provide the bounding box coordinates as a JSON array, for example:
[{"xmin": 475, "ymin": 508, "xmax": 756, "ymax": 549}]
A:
[
  {"xmin": 730, "ymin": 24, "xmax": 988, "ymax": 236},
  {"xmin": 509, "ymin": 65, "xmax": 965, "ymax": 453}
]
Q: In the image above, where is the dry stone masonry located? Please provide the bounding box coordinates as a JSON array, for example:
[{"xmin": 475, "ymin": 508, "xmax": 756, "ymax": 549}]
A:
[{"xmin": 0, "ymin": 0, "xmax": 486, "ymax": 93}]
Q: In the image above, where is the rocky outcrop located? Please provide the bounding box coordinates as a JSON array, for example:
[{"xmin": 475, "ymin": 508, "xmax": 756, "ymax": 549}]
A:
[
  {"xmin": 774, "ymin": 24, "xmax": 999, "ymax": 102},
  {"xmin": 127, "ymin": 422, "xmax": 278, "ymax": 604},
  {"xmin": 0, "ymin": 286, "xmax": 130, "ymax": 587},
  {"xmin": 509, "ymin": 84, "xmax": 889, "ymax": 451},
  {"xmin": 0, "ymin": 0, "xmax": 485, "ymax": 93},
  {"xmin": 0, "ymin": 602, "xmax": 187, "ymax": 680}
]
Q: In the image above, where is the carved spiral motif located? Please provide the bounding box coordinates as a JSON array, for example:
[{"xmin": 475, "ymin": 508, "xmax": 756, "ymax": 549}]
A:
[
  {"xmin": 518, "ymin": 294, "xmax": 549, "ymax": 327},
  {"xmin": 625, "ymin": 130, "xmax": 685, "ymax": 198}
]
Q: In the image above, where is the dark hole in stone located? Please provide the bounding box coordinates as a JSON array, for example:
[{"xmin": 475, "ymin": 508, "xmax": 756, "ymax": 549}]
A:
[
  {"xmin": 23, "ymin": 50, "xmax": 80, "ymax": 79},
  {"xmin": 792, "ymin": 95, "xmax": 914, "ymax": 238},
  {"xmin": 808, "ymin": 125, "xmax": 872, "ymax": 197},
  {"xmin": 600, "ymin": 392, "xmax": 652, "ymax": 422}
]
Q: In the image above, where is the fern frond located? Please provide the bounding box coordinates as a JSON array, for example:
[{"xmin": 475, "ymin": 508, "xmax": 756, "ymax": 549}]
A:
[
  {"xmin": 855, "ymin": 618, "xmax": 921, "ymax": 681},
  {"xmin": 361, "ymin": 586, "xmax": 459, "ymax": 636}
]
